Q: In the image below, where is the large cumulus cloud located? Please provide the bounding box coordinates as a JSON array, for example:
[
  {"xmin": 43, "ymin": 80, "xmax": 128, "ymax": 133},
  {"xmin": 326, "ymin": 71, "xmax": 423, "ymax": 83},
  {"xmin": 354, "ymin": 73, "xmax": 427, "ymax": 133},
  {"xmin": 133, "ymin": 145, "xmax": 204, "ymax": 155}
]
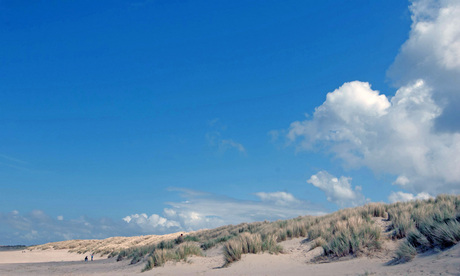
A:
[
  {"xmin": 288, "ymin": 0, "xmax": 460, "ymax": 198},
  {"xmin": 388, "ymin": 0, "xmax": 460, "ymax": 131},
  {"xmin": 289, "ymin": 80, "xmax": 460, "ymax": 195}
]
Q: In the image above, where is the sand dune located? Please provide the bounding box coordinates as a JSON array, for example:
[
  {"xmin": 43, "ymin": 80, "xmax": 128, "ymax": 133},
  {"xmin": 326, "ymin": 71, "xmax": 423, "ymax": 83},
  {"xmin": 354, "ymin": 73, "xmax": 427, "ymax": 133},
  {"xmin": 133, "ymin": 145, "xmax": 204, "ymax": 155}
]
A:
[
  {"xmin": 3, "ymin": 197, "xmax": 460, "ymax": 275},
  {"xmin": 1, "ymin": 239, "xmax": 459, "ymax": 275},
  {"xmin": 28, "ymin": 231, "xmax": 186, "ymax": 255}
]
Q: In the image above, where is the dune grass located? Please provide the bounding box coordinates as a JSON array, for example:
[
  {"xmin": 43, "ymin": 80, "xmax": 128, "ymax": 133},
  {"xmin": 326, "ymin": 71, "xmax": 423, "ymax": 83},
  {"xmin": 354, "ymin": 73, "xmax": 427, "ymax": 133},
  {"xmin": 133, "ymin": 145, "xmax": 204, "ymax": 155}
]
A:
[
  {"xmin": 142, "ymin": 242, "xmax": 203, "ymax": 271},
  {"xmin": 109, "ymin": 200, "xmax": 388, "ymax": 271},
  {"xmin": 222, "ymin": 232, "xmax": 283, "ymax": 265},
  {"xmin": 30, "ymin": 195, "xmax": 459, "ymax": 271},
  {"xmin": 388, "ymin": 195, "xmax": 460, "ymax": 262}
]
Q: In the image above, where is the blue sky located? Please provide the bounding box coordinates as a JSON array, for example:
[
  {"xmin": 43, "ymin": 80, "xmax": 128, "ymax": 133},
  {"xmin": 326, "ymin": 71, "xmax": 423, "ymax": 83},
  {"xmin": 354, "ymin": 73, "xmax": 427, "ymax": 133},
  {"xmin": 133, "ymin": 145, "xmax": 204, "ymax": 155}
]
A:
[{"xmin": 1, "ymin": 0, "xmax": 460, "ymax": 245}]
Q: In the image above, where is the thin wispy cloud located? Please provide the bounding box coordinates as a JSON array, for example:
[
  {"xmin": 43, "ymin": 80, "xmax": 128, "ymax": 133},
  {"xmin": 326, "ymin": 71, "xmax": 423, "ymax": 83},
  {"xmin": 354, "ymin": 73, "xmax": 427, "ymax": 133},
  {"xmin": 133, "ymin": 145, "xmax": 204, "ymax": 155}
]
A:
[
  {"xmin": 124, "ymin": 188, "xmax": 325, "ymax": 233},
  {"xmin": 1, "ymin": 189, "xmax": 325, "ymax": 245},
  {"xmin": 206, "ymin": 119, "xmax": 246, "ymax": 155},
  {"xmin": 0, "ymin": 210, "xmax": 134, "ymax": 245},
  {"xmin": 0, "ymin": 154, "xmax": 28, "ymax": 164},
  {"xmin": 0, "ymin": 154, "xmax": 35, "ymax": 172},
  {"xmin": 220, "ymin": 139, "xmax": 246, "ymax": 154}
]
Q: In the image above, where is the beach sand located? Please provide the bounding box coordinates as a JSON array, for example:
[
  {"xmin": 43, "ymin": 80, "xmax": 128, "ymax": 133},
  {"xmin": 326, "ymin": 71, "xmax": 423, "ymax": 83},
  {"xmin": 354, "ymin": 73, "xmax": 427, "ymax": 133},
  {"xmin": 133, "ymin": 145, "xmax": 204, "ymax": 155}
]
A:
[{"xmin": 1, "ymin": 239, "xmax": 459, "ymax": 275}]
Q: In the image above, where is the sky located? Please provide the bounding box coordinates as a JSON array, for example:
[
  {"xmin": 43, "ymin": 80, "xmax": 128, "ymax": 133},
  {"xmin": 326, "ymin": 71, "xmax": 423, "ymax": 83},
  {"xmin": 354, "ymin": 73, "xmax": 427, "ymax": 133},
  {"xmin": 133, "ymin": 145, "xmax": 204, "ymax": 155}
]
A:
[{"xmin": 1, "ymin": 0, "xmax": 459, "ymax": 245}]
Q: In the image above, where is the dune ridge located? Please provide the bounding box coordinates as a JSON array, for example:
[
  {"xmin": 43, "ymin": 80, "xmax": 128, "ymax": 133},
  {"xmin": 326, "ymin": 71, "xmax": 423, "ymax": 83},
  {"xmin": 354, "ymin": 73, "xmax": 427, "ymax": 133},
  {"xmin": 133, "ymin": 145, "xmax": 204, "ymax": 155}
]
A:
[
  {"xmin": 29, "ymin": 231, "xmax": 187, "ymax": 256},
  {"xmin": 1, "ymin": 195, "xmax": 460, "ymax": 275}
]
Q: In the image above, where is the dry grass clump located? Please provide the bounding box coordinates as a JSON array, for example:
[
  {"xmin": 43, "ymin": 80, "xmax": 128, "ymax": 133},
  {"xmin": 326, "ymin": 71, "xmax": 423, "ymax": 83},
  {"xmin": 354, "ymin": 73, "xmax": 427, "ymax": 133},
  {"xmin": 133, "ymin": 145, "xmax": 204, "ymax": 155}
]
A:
[
  {"xmin": 276, "ymin": 219, "xmax": 308, "ymax": 241},
  {"xmin": 29, "ymin": 194, "xmax": 460, "ymax": 271},
  {"xmin": 223, "ymin": 232, "xmax": 282, "ymax": 266},
  {"xmin": 221, "ymin": 204, "xmax": 387, "ymax": 265},
  {"xmin": 311, "ymin": 237, "xmax": 327, "ymax": 249},
  {"xmin": 395, "ymin": 241, "xmax": 417, "ymax": 263},
  {"xmin": 142, "ymin": 242, "xmax": 203, "ymax": 271},
  {"xmin": 388, "ymin": 195, "xmax": 460, "ymax": 262},
  {"xmin": 131, "ymin": 195, "xmax": 460, "ymax": 269},
  {"xmin": 261, "ymin": 234, "xmax": 282, "ymax": 253},
  {"xmin": 222, "ymin": 239, "xmax": 243, "ymax": 264},
  {"xmin": 316, "ymin": 207, "xmax": 383, "ymax": 258}
]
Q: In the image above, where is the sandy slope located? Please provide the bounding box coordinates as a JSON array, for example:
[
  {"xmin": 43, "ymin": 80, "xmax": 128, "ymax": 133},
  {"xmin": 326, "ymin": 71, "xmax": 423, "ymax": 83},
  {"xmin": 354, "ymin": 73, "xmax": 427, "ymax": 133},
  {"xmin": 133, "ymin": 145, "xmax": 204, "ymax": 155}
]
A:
[
  {"xmin": 0, "ymin": 242, "xmax": 460, "ymax": 275},
  {"xmin": 152, "ymin": 244, "xmax": 460, "ymax": 276},
  {"xmin": 1, "ymin": 218, "xmax": 459, "ymax": 275},
  {"xmin": 1, "ymin": 241, "xmax": 459, "ymax": 275},
  {"xmin": 28, "ymin": 232, "xmax": 186, "ymax": 254}
]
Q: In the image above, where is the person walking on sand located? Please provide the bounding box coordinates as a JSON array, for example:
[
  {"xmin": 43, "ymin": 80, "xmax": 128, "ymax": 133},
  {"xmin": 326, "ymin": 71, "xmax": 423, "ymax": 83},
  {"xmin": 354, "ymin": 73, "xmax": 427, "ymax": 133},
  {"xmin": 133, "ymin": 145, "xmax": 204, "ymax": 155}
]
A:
[
  {"xmin": 85, "ymin": 256, "xmax": 88, "ymax": 262},
  {"xmin": 91, "ymin": 253, "xmax": 94, "ymax": 261}
]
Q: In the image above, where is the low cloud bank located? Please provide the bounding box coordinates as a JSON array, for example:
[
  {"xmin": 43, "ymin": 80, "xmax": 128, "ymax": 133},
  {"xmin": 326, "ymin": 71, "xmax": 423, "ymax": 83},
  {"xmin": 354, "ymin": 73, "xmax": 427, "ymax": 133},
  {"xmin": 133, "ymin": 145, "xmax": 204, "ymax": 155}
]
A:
[
  {"xmin": 123, "ymin": 188, "xmax": 325, "ymax": 234},
  {"xmin": 1, "ymin": 189, "xmax": 324, "ymax": 245}
]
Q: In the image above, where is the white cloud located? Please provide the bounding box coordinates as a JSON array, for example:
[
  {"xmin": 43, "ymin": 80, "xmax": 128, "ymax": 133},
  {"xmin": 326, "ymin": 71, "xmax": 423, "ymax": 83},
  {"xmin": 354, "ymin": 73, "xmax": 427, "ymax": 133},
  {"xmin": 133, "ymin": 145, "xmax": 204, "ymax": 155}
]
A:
[
  {"xmin": 206, "ymin": 131, "xmax": 246, "ymax": 155},
  {"xmin": 1, "ymin": 189, "xmax": 326, "ymax": 245},
  {"xmin": 0, "ymin": 154, "xmax": 27, "ymax": 164},
  {"xmin": 163, "ymin": 208, "xmax": 177, "ymax": 218},
  {"xmin": 0, "ymin": 210, "xmax": 137, "ymax": 245},
  {"xmin": 255, "ymin": 191, "xmax": 301, "ymax": 206},
  {"xmin": 287, "ymin": 79, "xmax": 460, "ymax": 195},
  {"xmin": 206, "ymin": 119, "xmax": 246, "ymax": 155},
  {"xmin": 286, "ymin": 0, "xmax": 460, "ymax": 196},
  {"xmin": 221, "ymin": 139, "xmax": 246, "ymax": 154},
  {"xmin": 124, "ymin": 189, "xmax": 325, "ymax": 233},
  {"xmin": 123, "ymin": 213, "xmax": 180, "ymax": 232},
  {"xmin": 388, "ymin": 0, "xmax": 460, "ymax": 131},
  {"xmin": 307, "ymin": 171, "xmax": 367, "ymax": 208},
  {"xmin": 388, "ymin": 191, "xmax": 432, "ymax": 203}
]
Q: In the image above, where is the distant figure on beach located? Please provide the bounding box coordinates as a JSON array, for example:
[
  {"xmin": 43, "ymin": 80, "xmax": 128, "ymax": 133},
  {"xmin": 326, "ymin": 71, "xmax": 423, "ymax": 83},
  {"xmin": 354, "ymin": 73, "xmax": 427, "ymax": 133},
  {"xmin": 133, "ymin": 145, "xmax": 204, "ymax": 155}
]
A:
[
  {"xmin": 177, "ymin": 233, "xmax": 184, "ymax": 244},
  {"xmin": 91, "ymin": 253, "xmax": 94, "ymax": 261},
  {"xmin": 85, "ymin": 256, "xmax": 88, "ymax": 262}
]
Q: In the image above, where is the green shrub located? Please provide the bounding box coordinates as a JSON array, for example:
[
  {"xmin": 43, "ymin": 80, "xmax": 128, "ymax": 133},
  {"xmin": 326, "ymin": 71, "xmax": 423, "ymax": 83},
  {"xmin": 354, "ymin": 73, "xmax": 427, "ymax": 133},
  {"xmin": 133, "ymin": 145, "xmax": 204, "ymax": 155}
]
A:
[
  {"xmin": 277, "ymin": 231, "xmax": 287, "ymax": 242},
  {"xmin": 142, "ymin": 256, "xmax": 154, "ymax": 272},
  {"xmin": 406, "ymin": 229, "xmax": 430, "ymax": 251},
  {"xmin": 130, "ymin": 255, "xmax": 142, "ymax": 264},
  {"xmin": 157, "ymin": 240, "xmax": 174, "ymax": 250},
  {"xmin": 389, "ymin": 212, "xmax": 415, "ymax": 239},
  {"xmin": 323, "ymin": 231, "xmax": 351, "ymax": 257},
  {"xmin": 395, "ymin": 241, "xmax": 416, "ymax": 263},
  {"xmin": 429, "ymin": 219, "xmax": 460, "ymax": 248},
  {"xmin": 261, "ymin": 234, "xmax": 282, "ymax": 253},
  {"xmin": 184, "ymin": 235, "xmax": 200, "ymax": 242},
  {"xmin": 366, "ymin": 203, "xmax": 386, "ymax": 217},
  {"xmin": 176, "ymin": 243, "xmax": 203, "ymax": 260}
]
